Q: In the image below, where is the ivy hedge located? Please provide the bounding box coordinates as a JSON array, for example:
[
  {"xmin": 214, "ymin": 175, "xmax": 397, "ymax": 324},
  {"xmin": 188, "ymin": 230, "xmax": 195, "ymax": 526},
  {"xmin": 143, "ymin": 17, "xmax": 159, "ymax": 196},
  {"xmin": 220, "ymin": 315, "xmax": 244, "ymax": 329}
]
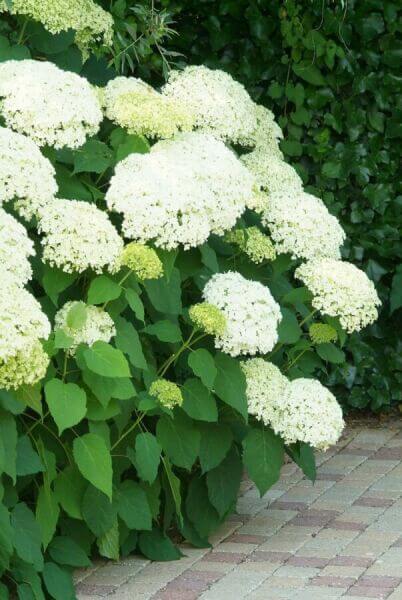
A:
[{"xmin": 165, "ymin": 0, "xmax": 402, "ymax": 412}]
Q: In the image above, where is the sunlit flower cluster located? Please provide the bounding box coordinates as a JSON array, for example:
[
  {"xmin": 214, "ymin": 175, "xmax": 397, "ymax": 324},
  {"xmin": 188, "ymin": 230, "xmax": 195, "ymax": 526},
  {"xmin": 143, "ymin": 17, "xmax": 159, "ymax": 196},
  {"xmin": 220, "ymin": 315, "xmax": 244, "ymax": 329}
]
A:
[
  {"xmin": 106, "ymin": 132, "xmax": 254, "ymax": 249},
  {"xmin": 54, "ymin": 301, "xmax": 116, "ymax": 354},
  {"xmin": 149, "ymin": 379, "xmax": 183, "ymax": 409},
  {"xmin": 0, "ymin": 340, "xmax": 49, "ymax": 390},
  {"xmin": 262, "ymin": 191, "xmax": 346, "ymax": 261},
  {"xmin": 225, "ymin": 226, "xmax": 276, "ymax": 263},
  {"xmin": 295, "ymin": 259, "xmax": 381, "ymax": 333},
  {"xmin": 0, "ymin": 126, "xmax": 57, "ymax": 219},
  {"xmin": 0, "ymin": 209, "xmax": 35, "ymax": 286},
  {"xmin": 189, "ymin": 302, "xmax": 227, "ymax": 337},
  {"xmin": 104, "ymin": 77, "xmax": 194, "ymax": 139},
  {"xmin": 162, "ymin": 65, "xmax": 257, "ymax": 144},
  {"xmin": 121, "ymin": 243, "xmax": 163, "ymax": 281},
  {"xmin": 0, "ymin": 60, "xmax": 102, "ymax": 148},
  {"xmin": 241, "ymin": 151, "xmax": 303, "ymax": 197},
  {"xmin": 242, "ymin": 359, "xmax": 288, "ymax": 424},
  {"xmin": 37, "ymin": 199, "xmax": 123, "ymax": 274},
  {"xmin": 203, "ymin": 272, "xmax": 282, "ymax": 356},
  {"xmin": 246, "ymin": 105, "xmax": 284, "ymax": 155},
  {"xmin": 0, "ymin": 0, "xmax": 114, "ymax": 52}
]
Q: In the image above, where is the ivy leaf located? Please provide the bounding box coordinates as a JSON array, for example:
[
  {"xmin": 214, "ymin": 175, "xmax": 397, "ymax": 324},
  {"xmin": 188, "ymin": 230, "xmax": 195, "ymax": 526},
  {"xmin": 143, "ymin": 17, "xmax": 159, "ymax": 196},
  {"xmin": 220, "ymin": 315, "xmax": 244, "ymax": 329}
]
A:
[
  {"xmin": 214, "ymin": 353, "xmax": 248, "ymax": 420},
  {"xmin": 73, "ymin": 434, "xmax": 113, "ymax": 499},
  {"xmin": 133, "ymin": 432, "xmax": 161, "ymax": 484},
  {"xmin": 83, "ymin": 341, "xmax": 131, "ymax": 378},
  {"xmin": 182, "ymin": 378, "xmax": 218, "ymax": 422},
  {"xmin": 117, "ymin": 481, "xmax": 152, "ymax": 530},
  {"xmin": 87, "ymin": 276, "xmax": 121, "ymax": 305},
  {"xmin": 74, "ymin": 139, "xmax": 113, "ymax": 174},
  {"xmin": 187, "ymin": 349, "xmax": 217, "ymax": 389},
  {"xmin": 292, "ymin": 61, "xmax": 326, "ymax": 86},
  {"xmin": 45, "ymin": 379, "xmax": 87, "ymax": 434},
  {"xmin": 243, "ymin": 428, "xmax": 284, "ymax": 496}
]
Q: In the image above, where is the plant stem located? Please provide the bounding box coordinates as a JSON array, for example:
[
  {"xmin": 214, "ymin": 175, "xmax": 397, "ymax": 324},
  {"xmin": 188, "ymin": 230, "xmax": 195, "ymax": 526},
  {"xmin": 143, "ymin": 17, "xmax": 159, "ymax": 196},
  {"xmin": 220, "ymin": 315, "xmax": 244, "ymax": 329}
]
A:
[
  {"xmin": 17, "ymin": 19, "xmax": 28, "ymax": 45},
  {"xmin": 102, "ymin": 270, "xmax": 132, "ymax": 310},
  {"xmin": 285, "ymin": 347, "xmax": 310, "ymax": 372},
  {"xmin": 299, "ymin": 309, "xmax": 318, "ymax": 328},
  {"xmin": 157, "ymin": 330, "xmax": 206, "ymax": 377},
  {"xmin": 111, "ymin": 412, "xmax": 144, "ymax": 451}
]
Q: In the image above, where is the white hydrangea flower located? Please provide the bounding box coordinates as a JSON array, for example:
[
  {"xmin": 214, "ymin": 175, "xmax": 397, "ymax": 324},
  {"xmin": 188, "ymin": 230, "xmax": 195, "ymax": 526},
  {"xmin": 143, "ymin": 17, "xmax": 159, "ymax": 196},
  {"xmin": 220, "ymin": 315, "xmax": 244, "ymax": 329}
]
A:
[
  {"xmin": 106, "ymin": 132, "xmax": 255, "ymax": 249},
  {"xmin": 37, "ymin": 199, "xmax": 123, "ymax": 274},
  {"xmin": 103, "ymin": 76, "xmax": 194, "ymax": 139},
  {"xmin": 241, "ymin": 151, "xmax": 303, "ymax": 197},
  {"xmin": 272, "ymin": 378, "xmax": 344, "ymax": 451},
  {"xmin": 162, "ymin": 65, "xmax": 257, "ymax": 144},
  {"xmin": 0, "ymin": 283, "xmax": 51, "ymax": 362},
  {"xmin": 295, "ymin": 259, "xmax": 381, "ymax": 333},
  {"xmin": 0, "ymin": 209, "xmax": 35, "ymax": 286},
  {"xmin": 54, "ymin": 301, "xmax": 115, "ymax": 354},
  {"xmin": 203, "ymin": 271, "xmax": 282, "ymax": 356},
  {"xmin": 0, "ymin": 60, "xmax": 102, "ymax": 148},
  {"xmin": 262, "ymin": 191, "xmax": 346, "ymax": 261},
  {"xmin": 245, "ymin": 104, "xmax": 284, "ymax": 155},
  {"xmin": 0, "ymin": 340, "xmax": 49, "ymax": 390},
  {"xmin": 242, "ymin": 359, "xmax": 288, "ymax": 424},
  {"xmin": 0, "ymin": 126, "xmax": 57, "ymax": 219}
]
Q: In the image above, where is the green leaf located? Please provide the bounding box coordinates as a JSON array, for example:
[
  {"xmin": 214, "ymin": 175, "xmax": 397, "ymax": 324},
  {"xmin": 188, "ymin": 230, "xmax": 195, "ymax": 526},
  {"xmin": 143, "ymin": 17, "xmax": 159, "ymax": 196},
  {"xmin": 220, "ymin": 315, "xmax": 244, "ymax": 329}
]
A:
[
  {"xmin": 114, "ymin": 316, "xmax": 147, "ymax": 370},
  {"xmin": 198, "ymin": 423, "xmax": 233, "ymax": 473},
  {"xmin": 36, "ymin": 487, "xmax": 60, "ymax": 549},
  {"xmin": 156, "ymin": 413, "xmax": 200, "ymax": 470},
  {"xmin": 317, "ymin": 343, "xmax": 345, "ymax": 364},
  {"xmin": 161, "ymin": 456, "xmax": 182, "ymax": 526},
  {"xmin": 206, "ymin": 447, "xmax": 242, "ymax": 517},
  {"xmin": 111, "ymin": 130, "xmax": 150, "ymax": 162},
  {"xmin": 45, "ymin": 379, "xmax": 87, "ymax": 434},
  {"xmin": 74, "ymin": 139, "xmax": 113, "ymax": 174},
  {"xmin": 143, "ymin": 320, "xmax": 182, "ymax": 343},
  {"xmin": 73, "ymin": 433, "xmax": 113, "ymax": 499},
  {"xmin": 30, "ymin": 23, "xmax": 74, "ymax": 54},
  {"xmin": 82, "ymin": 486, "xmax": 115, "ymax": 537},
  {"xmin": 144, "ymin": 268, "xmax": 182, "ymax": 315},
  {"xmin": 243, "ymin": 428, "xmax": 284, "ymax": 496},
  {"xmin": 48, "ymin": 536, "xmax": 91, "ymax": 567},
  {"xmin": 14, "ymin": 384, "xmax": 42, "ymax": 416},
  {"xmin": 11, "ymin": 503, "xmax": 43, "ymax": 571},
  {"xmin": 83, "ymin": 341, "xmax": 131, "ymax": 378},
  {"xmin": 277, "ymin": 308, "xmax": 302, "ymax": 344},
  {"xmin": 54, "ymin": 329, "xmax": 73, "ymax": 350},
  {"xmin": 186, "ymin": 476, "xmax": 220, "ymax": 539},
  {"xmin": 134, "ymin": 433, "xmax": 161, "ymax": 484},
  {"xmin": 65, "ymin": 301, "xmax": 87, "ymax": 329},
  {"xmin": 117, "ymin": 480, "xmax": 152, "ymax": 530},
  {"xmin": 16, "ymin": 436, "xmax": 44, "ymax": 477},
  {"xmin": 42, "ymin": 265, "xmax": 76, "ymax": 306},
  {"xmin": 390, "ymin": 271, "xmax": 402, "ymax": 313},
  {"xmin": 188, "ymin": 349, "xmax": 217, "ymax": 389},
  {"xmin": 0, "ymin": 504, "xmax": 13, "ymax": 572},
  {"xmin": 199, "ymin": 244, "xmax": 219, "ymax": 272},
  {"xmin": 292, "ymin": 62, "xmax": 326, "ymax": 86},
  {"xmin": 43, "ymin": 563, "xmax": 75, "ymax": 600},
  {"xmin": 87, "ymin": 276, "xmax": 121, "ymax": 305},
  {"xmin": 125, "ymin": 288, "xmax": 144, "ymax": 321},
  {"xmin": 214, "ymin": 353, "xmax": 248, "ymax": 420},
  {"xmin": 182, "ymin": 378, "xmax": 218, "ymax": 422},
  {"xmin": 97, "ymin": 518, "xmax": 119, "ymax": 560},
  {"xmin": 53, "ymin": 466, "xmax": 86, "ymax": 520},
  {"xmin": 0, "ymin": 410, "xmax": 17, "ymax": 482},
  {"xmin": 288, "ymin": 442, "xmax": 316, "ymax": 482},
  {"xmin": 138, "ymin": 529, "xmax": 182, "ymax": 561}
]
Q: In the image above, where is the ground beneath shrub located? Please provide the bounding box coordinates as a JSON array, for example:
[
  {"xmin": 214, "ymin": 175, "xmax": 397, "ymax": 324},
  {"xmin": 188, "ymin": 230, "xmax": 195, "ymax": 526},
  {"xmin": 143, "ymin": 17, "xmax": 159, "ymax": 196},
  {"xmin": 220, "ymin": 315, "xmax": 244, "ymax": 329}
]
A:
[{"xmin": 75, "ymin": 420, "xmax": 402, "ymax": 599}]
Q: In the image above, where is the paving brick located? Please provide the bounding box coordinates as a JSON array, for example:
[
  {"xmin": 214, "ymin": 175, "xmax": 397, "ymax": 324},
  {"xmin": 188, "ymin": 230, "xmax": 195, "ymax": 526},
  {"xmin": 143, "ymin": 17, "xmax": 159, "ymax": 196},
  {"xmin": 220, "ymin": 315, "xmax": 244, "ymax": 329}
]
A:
[
  {"xmin": 287, "ymin": 556, "xmax": 328, "ymax": 567},
  {"xmin": 201, "ymin": 552, "xmax": 245, "ymax": 564},
  {"xmin": 270, "ymin": 501, "xmax": 308, "ymax": 511},
  {"xmin": 328, "ymin": 520, "xmax": 367, "ymax": 531},
  {"xmin": 225, "ymin": 534, "xmax": 268, "ymax": 544},
  {"xmin": 328, "ymin": 556, "xmax": 373, "ymax": 567},
  {"xmin": 353, "ymin": 497, "xmax": 394, "ymax": 508},
  {"xmin": 346, "ymin": 586, "xmax": 392, "ymax": 598},
  {"xmin": 310, "ymin": 575, "xmax": 355, "ymax": 588},
  {"xmin": 248, "ymin": 550, "xmax": 292, "ymax": 563},
  {"xmin": 358, "ymin": 576, "xmax": 402, "ymax": 589}
]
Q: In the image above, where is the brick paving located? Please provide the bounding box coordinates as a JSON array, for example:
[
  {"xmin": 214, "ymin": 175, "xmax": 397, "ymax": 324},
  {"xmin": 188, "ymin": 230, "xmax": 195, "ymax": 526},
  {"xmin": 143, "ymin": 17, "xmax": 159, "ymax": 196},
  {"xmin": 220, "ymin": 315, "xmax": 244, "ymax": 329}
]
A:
[{"xmin": 75, "ymin": 424, "xmax": 402, "ymax": 600}]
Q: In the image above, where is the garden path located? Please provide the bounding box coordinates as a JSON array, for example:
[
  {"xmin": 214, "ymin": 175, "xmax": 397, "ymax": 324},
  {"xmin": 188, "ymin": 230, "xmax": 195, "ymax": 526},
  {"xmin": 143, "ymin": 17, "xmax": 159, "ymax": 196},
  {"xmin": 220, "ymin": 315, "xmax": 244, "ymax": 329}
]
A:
[{"xmin": 76, "ymin": 422, "xmax": 402, "ymax": 600}]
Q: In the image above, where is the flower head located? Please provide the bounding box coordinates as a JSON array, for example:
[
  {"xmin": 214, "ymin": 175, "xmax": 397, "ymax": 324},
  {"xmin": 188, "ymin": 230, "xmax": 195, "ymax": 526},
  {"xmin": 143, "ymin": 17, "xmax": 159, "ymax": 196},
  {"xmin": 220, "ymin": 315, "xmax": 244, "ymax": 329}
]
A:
[
  {"xmin": 295, "ymin": 259, "xmax": 381, "ymax": 333},
  {"xmin": 0, "ymin": 209, "xmax": 35, "ymax": 286},
  {"xmin": 37, "ymin": 199, "xmax": 123, "ymax": 274},
  {"xmin": 242, "ymin": 359, "xmax": 288, "ymax": 425},
  {"xmin": 309, "ymin": 323, "xmax": 337, "ymax": 345},
  {"xmin": 0, "ymin": 340, "xmax": 49, "ymax": 390},
  {"xmin": 54, "ymin": 301, "xmax": 115, "ymax": 354},
  {"xmin": 121, "ymin": 243, "xmax": 163, "ymax": 280},
  {"xmin": 0, "ymin": 60, "xmax": 102, "ymax": 148},
  {"xmin": 149, "ymin": 379, "xmax": 183, "ymax": 409},
  {"xmin": 202, "ymin": 272, "xmax": 282, "ymax": 356},
  {"xmin": 245, "ymin": 104, "xmax": 284, "ymax": 155},
  {"xmin": 241, "ymin": 151, "xmax": 303, "ymax": 197},
  {"xmin": 162, "ymin": 65, "xmax": 257, "ymax": 144},
  {"xmin": 225, "ymin": 227, "xmax": 276, "ymax": 263},
  {"xmin": 189, "ymin": 302, "xmax": 227, "ymax": 336}
]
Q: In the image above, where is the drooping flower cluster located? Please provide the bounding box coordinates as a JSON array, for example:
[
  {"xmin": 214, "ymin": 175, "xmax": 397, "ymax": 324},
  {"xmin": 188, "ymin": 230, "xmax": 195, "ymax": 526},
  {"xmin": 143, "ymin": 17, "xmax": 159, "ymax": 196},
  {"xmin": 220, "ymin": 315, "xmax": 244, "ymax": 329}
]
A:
[
  {"xmin": 295, "ymin": 259, "xmax": 381, "ymax": 333},
  {"xmin": 189, "ymin": 303, "xmax": 227, "ymax": 337},
  {"xmin": 225, "ymin": 227, "xmax": 276, "ymax": 263},
  {"xmin": 262, "ymin": 191, "xmax": 346, "ymax": 261},
  {"xmin": 241, "ymin": 151, "xmax": 303, "ymax": 197},
  {"xmin": 121, "ymin": 243, "xmax": 163, "ymax": 281},
  {"xmin": 103, "ymin": 77, "xmax": 194, "ymax": 139},
  {"xmin": 242, "ymin": 359, "xmax": 344, "ymax": 450},
  {"xmin": 203, "ymin": 272, "xmax": 282, "ymax": 356},
  {"xmin": 54, "ymin": 302, "xmax": 116, "ymax": 354},
  {"xmin": 0, "ymin": 340, "xmax": 49, "ymax": 390},
  {"xmin": 162, "ymin": 65, "xmax": 257, "ymax": 144},
  {"xmin": 37, "ymin": 199, "xmax": 123, "ymax": 274},
  {"xmin": 0, "ymin": 126, "xmax": 57, "ymax": 219},
  {"xmin": 149, "ymin": 379, "xmax": 183, "ymax": 409},
  {"xmin": 106, "ymin": 132, "xmax": 254, "ymax": 249},
  {"xmin": 0, "ymin": 209, "xmax": 35, "ymax": 286},
  {"xmin": 0, "ymin": 0, "xmax": 114, "ymax": 52},
  {"xmin": 0, "ymin": 60, "xmax": 102, "ymax": 148}
]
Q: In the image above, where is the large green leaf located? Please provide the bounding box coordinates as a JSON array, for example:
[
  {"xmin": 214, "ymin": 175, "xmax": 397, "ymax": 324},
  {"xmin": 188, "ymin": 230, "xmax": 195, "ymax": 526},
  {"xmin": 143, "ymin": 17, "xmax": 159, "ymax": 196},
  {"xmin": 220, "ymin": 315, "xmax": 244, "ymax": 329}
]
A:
[
  {"xmin": 53, "ymin": 466, "xmax": 86, "ymax": 520},
  {"xmin": 185, "ymin": 477, "xmax": 220, "ymax": 539},
  {"xmin": 87, "ymin": 276, "xmax": 121, "ymax": 305},
  {"xmin": 156, "ymin": 413, "xmax": 200, "ymax": 470},
  {"xmin": 0, "ymin": 411, "xmax": 17, "ymax": 482},
  {"xmin": 74, "ymin": 139, "xmax": 113, "ymax": 174},
  {"xmin": 117, "ymin": 481, "xmax": 152, "ymax": 530},
  {"xmin": 243, "ymin": 428, "xmax": 284, "ymax": 496},
  {"xmin": 181, "ymin": 378, "xmax": 218, "ymax": 422},
  {"xmin": 73, "ymin": 434, "xmax": 113, "ymax": 499},
  {"xmin": 0, "ymin": 504, "xmax": 13, "ymax": 572},
  {"xmin": 206, "ymin": 447, "xmax": 242, "ymax": 517},
  {"xmin": 83, "ymin": 341, "xmax": 131, "ymax": 378},
  {"xmin": 187, "ymin": 349, "xmax": 217, "ymax": 389},
  {"xmin": 45, "ymin": 379, "xmax": 87, "ymax": 434},
  {"xmin": 16, "ymin": 436, "xmax": 44, "ymax": 477},
  {"xmin": 36, "ymin": 487, "xmax": 60, "ymax": 550},
  {"xmin": 48, "ymin": 536, "xmax": 91, "ymax": 568},
  {"xmin": 11, "ymin": 503, "xmax": 43, "ymax": 571},
  {"xmin": 81, "ymin": 486, "xmax": 115, "ymax": 537},
  {"xmin": 143, "ymin": 320, "xmax": 182, "ymax": 343},
  {"xmin": 198, "ymin": 423, "xmax": 233, "ymax": 473},
  {"xmin": 144, "ymin": 268, "xmax": 182, "ymax": 315},
  {"xmin": 138, "ymin": 529, "xmax": 182, "ymax": 561},
  {"xmin": 214, "ymin": 353, "xmax": 248, "ymax": 420},
  {"xmin": 114, "ymin": 316, "xmax": 147, "ymax": 370},
  {"xmin": 43, "ymin": 562, "xmax": 75, "ymax": 600},
  {"xmin": 133, "ymin": 432, "xmax": 161, "ymax": 484}
]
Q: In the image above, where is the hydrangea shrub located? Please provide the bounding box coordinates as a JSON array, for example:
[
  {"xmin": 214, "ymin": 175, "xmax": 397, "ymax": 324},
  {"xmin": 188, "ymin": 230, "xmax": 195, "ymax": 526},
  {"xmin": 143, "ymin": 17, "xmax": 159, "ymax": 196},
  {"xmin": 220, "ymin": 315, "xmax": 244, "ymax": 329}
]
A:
[{"xmin": 0, "ymin": 59, "xmax": 380, "ymax": 597}]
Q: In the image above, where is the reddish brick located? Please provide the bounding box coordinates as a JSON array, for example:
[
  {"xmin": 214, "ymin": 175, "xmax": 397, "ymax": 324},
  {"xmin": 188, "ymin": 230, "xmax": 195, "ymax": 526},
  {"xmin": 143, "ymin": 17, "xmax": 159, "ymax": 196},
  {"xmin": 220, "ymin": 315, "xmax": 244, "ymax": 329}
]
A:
[
  {"xmin": 227, "ymin": 513, "xmax": 249, "ymax": 523},
  {"xmin": 180, "ymin": 571, "xmax": 222, "ymax": 585},
  {"xmin": 291, "ymin": 509, "xmax": 340, "ymax": 527},
  {"xmin": 201, "ymin": 552, "xmax": 246, "ymax": 564},
  {"xmin": 154, "ymin": 590, "xmax": 201, "ymax": 600},
  {"xmin": 288, "ymin": 556, "xmax": 328, "ymax": 568},
  {"xmin": 328, "ymin": 520, "xmax": 367, "ymax": 531},
  {"xmin": 346, "ymin": 586, "xmax": 392, "ymax": 598},
  {"xmin": 353, "ymin": 497, "xmax": 394, "ymax": 508},
  {"xmin": 310, "ymin": 575, "xmax": 355, "ymax": 588},
  {"xmin": 248, "ymin": 551, "xmax": 292, "ymax": 563},
  {"xmin": 270, "ymin": 501, "xmax": 308, "ymax": 511},
  {"xmin": 358, "ymin": 576, "xmax": 402, "ymax": 589},
  {"xmin": 370, "ymin": 448, "xmax": 402, "ymax": 460},
  {"xmin": 328, "ymin": 556, "xmax": 373, "ymax": 567},
  {"xmin": 316, "ymin": 473, "xmax": 344, "ymax": 481},
  {"xmin": 226, "ymin": 534, "xmax": 268, "ymax": 544}
]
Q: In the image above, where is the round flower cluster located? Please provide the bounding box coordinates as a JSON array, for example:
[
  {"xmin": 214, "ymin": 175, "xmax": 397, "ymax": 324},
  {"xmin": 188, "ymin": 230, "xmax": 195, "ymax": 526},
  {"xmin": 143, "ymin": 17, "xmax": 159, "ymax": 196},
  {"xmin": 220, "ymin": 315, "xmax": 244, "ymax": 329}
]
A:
[
  {"xmin": 225, "ymin": 227, "xmax": 276, "ymax": 263},
  {"xmin": 149, "ymin": 379, "xmax": 183, "ymax": 409},
  {"xmin": 0, "ymin": 0, "xmax": 114, "ymax": 52},
  {"xmin": 309, "ymin": 323, "xmax": 338, "ymax": 345},
  {"xmin": 262, "ymin": 191, "xmax": 346, "ymax": 261},
  {"xmin": 246, "ymin": 105, "xmax": 284, "ymax": 155},
  {"xmin": 295, "ymin": 259, "xmax": 381, "ymax": 333},
  {"xmin": 202, "ymin": 272, "xmax": 282, "ymax": 356},
  {"xmin": 0, "ymin": 340, "xmax": 49, "ymax": 390},
  {"xmin": 189, "ymin": 303, "xmax": 227, "ymax": 337},
  {"xmin": 106, "ymin": 132, "xmax": 254, "ymax": 249},
  {"xmin": 121, "ymin": 243, "xmax": 163, "ymax": 281},
  {"xmin": 241, "ymin": 359, "xmax": 288, "ymax": 425},
  {"xmin": 241, "ymin": 151, "xmax": 303, "ymax": 197},
  {"xmin": 103, "ymin": 77, "xmax": 194, "ymax": 139},
  {"xmin": 37, "ymin": 199, "xmax": 123, "ymax": 274},
  {"xmin": 0, "ymin": 60, "xmax": 102, "ymax": 148},
  {"xmin": 0, "ymin": 126, "xmax": 57, "ymax": 219},
  {"xmin": 162, "ymin": 65, "xmax": 257, "ymax": 144},
  {"xmin": 54, "ymin": 302, "xmax": 116, "ymax": 354},
  {"xmin": 0, "ymin": 209, "xmax": 35, "ymax": 286}
]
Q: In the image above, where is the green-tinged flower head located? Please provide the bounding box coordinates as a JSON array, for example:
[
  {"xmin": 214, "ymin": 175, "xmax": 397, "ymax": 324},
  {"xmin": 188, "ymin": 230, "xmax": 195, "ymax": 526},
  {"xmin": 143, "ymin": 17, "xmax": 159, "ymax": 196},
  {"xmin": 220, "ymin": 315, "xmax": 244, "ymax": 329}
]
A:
[
  {"xmin": 309, "ymin": 323, "xmax": 338, "ymax": 345},
  {"xmin": 225, "ymin": 226, "xmax": 276, "ymax": 264},
  {"xmin": 149, "ymin": 379, "xmax": 183, "ymax": 409},
  {"xmin": 0, "ymin": 340, "xmax": 49, "ymax": 390},
  {"xmin": 121, "ymin": 243, "xmax": 163, "ymax": 280},
  {"xmin": 189, "ymin": 302, "xmax": 227, "ymax": 336}
]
